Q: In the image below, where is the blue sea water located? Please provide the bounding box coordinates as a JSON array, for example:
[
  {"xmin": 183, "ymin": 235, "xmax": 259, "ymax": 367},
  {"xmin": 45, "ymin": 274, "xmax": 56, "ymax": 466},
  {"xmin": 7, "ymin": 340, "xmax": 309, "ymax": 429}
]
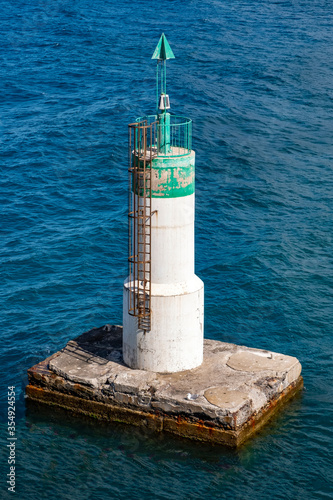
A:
[{"xmin": 1, "ymin": 0, "xmax": 332, "ymax": 498}]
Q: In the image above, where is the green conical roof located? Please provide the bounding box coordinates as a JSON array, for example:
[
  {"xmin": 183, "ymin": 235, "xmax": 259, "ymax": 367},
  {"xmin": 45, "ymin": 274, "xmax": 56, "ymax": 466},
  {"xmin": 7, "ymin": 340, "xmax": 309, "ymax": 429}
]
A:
[{"xmin": 151, "ymin": 33, "xmax": 175, "ymax": 60}]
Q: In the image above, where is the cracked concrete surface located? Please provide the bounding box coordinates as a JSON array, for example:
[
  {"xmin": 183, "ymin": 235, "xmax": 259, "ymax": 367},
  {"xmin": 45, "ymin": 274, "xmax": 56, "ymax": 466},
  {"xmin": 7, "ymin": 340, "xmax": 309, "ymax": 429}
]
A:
[{"xmin": 27, "ymin": 325, "xmax": 303, "ymax": 446}]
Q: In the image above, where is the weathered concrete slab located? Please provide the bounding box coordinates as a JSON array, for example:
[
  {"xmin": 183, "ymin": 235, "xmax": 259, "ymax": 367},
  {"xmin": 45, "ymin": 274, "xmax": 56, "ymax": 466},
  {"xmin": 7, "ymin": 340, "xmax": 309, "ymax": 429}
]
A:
[{"xmin": 26, "ymin": 325, "xmax": 303, "ymax": 447}]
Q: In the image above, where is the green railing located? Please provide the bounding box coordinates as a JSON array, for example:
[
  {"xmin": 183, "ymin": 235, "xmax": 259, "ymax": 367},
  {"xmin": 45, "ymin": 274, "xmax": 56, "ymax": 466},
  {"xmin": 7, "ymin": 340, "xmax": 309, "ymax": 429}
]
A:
[{"xmin": 136, "ymin": 114, "xmax": 192, "ymax": 156}]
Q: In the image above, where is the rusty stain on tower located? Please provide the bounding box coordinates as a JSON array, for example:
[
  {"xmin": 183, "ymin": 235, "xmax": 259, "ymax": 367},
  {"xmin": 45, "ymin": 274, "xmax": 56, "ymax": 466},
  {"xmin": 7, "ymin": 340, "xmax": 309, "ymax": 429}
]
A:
[{"xmin": 128, "ymin": 120, "xmax": 156, "ymax": 332}]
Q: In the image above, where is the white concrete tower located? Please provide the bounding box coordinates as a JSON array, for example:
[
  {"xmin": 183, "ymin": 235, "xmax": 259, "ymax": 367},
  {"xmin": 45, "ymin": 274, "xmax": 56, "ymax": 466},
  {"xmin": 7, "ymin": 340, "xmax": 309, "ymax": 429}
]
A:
[{"xmin": 123, "ymin": 34, "xmax": 204, "ymax": 373}]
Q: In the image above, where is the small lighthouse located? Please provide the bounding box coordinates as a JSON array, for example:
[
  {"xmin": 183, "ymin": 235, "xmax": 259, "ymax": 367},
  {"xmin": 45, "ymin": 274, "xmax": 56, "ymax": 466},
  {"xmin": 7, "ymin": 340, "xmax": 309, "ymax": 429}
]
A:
[
  {"xmin": 123, "ymin": 34, "xmax": 204, "ymax": 372},
  {"xmin": 27, "ymin": 34, "xmax": 303, "ymax": 444}
]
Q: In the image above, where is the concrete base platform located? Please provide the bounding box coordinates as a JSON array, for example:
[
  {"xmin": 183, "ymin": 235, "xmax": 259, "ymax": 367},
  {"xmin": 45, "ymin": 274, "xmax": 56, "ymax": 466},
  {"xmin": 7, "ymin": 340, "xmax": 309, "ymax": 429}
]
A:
[{"xmin": 26, "ymin": 325, "xmax": 303, "ymax": 447}]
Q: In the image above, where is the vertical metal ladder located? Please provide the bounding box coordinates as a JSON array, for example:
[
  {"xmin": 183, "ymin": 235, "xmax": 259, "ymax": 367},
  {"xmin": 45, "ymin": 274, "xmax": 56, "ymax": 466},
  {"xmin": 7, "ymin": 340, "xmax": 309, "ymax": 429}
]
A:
[{"xmin": 128, "ymin": 121, "xmax": 154, "ymax": 331}]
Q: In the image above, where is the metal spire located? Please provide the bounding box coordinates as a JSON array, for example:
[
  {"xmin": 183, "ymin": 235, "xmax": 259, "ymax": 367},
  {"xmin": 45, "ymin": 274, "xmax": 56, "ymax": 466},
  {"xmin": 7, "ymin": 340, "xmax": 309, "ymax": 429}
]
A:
[{"xmin": 152, "ymin": 34, "xmax": 175, "ymax": 116}]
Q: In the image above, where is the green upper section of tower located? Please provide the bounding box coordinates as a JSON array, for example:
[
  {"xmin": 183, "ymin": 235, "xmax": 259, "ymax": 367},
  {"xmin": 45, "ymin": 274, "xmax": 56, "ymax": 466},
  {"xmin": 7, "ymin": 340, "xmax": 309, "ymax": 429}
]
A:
[{"xmin": 151, "ymin": 33, "xmax": 175, "ymax": 60}]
